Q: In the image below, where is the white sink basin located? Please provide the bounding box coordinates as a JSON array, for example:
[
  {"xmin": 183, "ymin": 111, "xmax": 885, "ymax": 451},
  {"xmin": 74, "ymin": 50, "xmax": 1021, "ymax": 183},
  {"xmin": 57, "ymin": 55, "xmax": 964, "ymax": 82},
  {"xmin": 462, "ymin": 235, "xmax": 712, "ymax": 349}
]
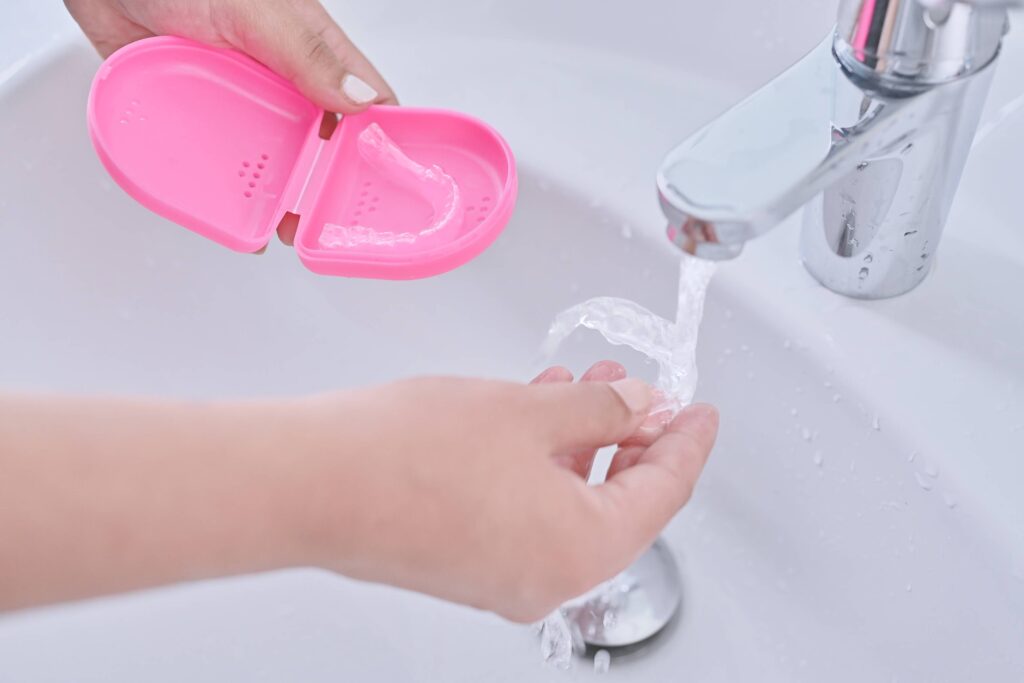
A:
[{"xmin": 1, "ymin": 1, "xmax": 1022, "ymax": 681}]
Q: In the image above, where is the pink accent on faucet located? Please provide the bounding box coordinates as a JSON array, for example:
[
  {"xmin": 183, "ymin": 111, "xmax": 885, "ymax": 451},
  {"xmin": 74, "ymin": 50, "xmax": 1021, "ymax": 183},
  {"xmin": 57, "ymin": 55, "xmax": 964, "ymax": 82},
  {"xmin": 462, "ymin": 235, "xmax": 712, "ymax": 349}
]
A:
[{"xmin": 852, "ymin": 0, "xmax": 877, "ymax": 52}]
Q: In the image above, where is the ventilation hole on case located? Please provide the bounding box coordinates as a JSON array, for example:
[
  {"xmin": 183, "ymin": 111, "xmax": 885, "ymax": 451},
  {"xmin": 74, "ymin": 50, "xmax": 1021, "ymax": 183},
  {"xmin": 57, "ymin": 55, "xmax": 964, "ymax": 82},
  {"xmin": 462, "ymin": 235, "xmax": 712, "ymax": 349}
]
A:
[
  {"xmin": 355, "ymin": 210, "xmax": 362, "ymax": 216},
  {"xmin": 257, "ymin": 163, "xmax": 265, "ymax": 170},
  {"xmin": 238, "ymin": 170, "xmax": 246, "ymax": 177},
  {"xmin": 372, "ymin": 196, "xmax": 380, "ymax": 203},
  {"xmin": 248, "ymin": 181, "xmax": 256, "ymax": 188},
  {"xmin": 242, "ymin": 161, "xmax": 250, "ymax": 168},
  {"xmin": 363, "ymin": 181, "xmax": 372, "ymax": 187},
  {"xmin": 477, "ymin": 216, "xmax": 485, "ymax": 223},
  {"xmin": 358, "ymin": 200, "xmax": 366, "ymax": 206},
  {"xmin": 318, "ymin": 111, "xmax": 340, "ymax": 140},
  {"xmin": 261, "ymin": 153, "xmax": 269, "ymax": 160},
  {"xmin": 368, "ymin": 206, "xmax": 377, "ymax": 213},
  {"xmin": 361, "ymin": 191, "xmax": 369, "ymax": 197},
  {"xmin": 244, "ymin": 191, "xmax": 253, "ymax": 198},
  {"xmin": 467, "ymin": 206, "xmax": 475, "ymax": 212},
  {"xmin": 482, "ymin": 196, "xmax": 491, "ymax": 202},
  {"xmin": 253, "ymin": 173, "xmax": 261, "ymax": 179}
]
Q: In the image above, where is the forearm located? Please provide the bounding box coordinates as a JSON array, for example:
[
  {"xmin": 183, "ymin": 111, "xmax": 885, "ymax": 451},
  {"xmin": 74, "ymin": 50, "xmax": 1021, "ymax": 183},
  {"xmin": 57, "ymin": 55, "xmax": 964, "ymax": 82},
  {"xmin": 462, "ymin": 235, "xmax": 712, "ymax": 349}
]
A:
[{"xmin": 0, "ymin": 393, "xmax": 318, "ymax": 611}]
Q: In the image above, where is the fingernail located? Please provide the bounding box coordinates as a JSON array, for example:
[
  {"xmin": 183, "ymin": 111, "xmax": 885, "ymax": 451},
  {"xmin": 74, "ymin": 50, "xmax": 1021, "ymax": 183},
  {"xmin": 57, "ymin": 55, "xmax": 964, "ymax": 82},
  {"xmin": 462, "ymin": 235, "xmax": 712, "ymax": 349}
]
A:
[
  {"xmin": 641, "ymin": 408, "xmax": 673, "ymax": 430},
  {"xmin": 341, "ymin": 74, "xmax": 378, "ymax": 104},
  {"xmin": 680, "ymin": 403, "xmax": 719, "ymax": 424},
  {"xmin": 610, "ymin": 379, "xmax": 652, "ymax": 414}
]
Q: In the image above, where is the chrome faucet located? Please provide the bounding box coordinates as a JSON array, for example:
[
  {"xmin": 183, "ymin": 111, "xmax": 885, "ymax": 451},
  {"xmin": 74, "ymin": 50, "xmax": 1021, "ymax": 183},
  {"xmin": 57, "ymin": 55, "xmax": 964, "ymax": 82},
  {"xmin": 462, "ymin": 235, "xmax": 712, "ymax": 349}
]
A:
[{"xmin": 658, "ymin": 0, "xmax": 1017, "ymax": 299}]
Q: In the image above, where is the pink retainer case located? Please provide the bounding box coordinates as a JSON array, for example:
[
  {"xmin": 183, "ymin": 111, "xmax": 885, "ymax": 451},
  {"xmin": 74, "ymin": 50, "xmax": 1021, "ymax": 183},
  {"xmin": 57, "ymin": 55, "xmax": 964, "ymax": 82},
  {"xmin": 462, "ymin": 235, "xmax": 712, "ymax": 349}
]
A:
[{"xmin": 87, "ymin": 37, "xmax": 518, "ymax": 279}]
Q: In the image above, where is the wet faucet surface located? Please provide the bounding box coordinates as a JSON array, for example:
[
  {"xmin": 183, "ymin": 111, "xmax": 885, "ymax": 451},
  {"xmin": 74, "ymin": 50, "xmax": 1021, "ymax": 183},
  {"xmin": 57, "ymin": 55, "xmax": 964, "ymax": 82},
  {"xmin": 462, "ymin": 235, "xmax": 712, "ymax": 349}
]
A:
[{"xmin": 658, "ymin": 0, "xmax": 1017, "ymax": 298}]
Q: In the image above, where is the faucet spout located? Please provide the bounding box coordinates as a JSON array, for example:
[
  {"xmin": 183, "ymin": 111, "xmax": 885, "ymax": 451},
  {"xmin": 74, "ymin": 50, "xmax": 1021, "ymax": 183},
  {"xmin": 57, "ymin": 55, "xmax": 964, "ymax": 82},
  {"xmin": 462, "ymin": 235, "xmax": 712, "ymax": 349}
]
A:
[{"xmin": 658, "ymin": 0, "xmax": 1012, "ymax": 298}]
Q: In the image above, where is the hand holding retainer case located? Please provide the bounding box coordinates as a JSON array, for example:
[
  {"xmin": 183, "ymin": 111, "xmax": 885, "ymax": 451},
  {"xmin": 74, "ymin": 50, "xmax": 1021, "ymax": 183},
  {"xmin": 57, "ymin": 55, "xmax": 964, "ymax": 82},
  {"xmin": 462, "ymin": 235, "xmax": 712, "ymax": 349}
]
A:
[{"xmin": 87, "ymin": 37, "xmax": 518, "ymax": 279}]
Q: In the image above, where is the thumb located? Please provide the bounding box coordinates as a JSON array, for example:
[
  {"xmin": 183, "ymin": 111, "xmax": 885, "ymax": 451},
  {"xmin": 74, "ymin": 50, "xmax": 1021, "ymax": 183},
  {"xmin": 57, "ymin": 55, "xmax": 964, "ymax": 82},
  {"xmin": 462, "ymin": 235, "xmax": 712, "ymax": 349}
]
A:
[
  {"xmin": 597, "ymin": 403, "xmax": 719, "ymax": 543},
  {"xmin": 529, "ymin": 379, "xmax": 655, "ymax": 452},
  {"xmin": 229, "ymin": 1, "xmax": 397, "ymax": 113}
]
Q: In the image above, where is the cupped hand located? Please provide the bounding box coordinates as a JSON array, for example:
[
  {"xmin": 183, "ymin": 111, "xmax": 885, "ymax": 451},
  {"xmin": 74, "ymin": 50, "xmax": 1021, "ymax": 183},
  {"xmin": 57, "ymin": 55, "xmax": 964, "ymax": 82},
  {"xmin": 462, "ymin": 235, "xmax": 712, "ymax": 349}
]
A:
[
  {"xmin": 65, "ymin": 0, "xmax": 397, "ymax": 112},
  {"xmin": 289, "ymin": 363, "xmax": 718, "ymax": 622}
]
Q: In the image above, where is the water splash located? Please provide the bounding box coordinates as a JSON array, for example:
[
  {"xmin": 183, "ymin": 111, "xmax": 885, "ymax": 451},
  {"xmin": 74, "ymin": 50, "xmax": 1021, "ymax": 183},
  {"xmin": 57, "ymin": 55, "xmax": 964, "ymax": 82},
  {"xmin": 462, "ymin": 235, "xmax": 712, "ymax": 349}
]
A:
[
  {"xmin": 537, "ymin": 611, "xmax": 574, "ymax": 669},
  {"xmin": 542, "ymin": 255, "xmax": 716, "ymax": 412}
]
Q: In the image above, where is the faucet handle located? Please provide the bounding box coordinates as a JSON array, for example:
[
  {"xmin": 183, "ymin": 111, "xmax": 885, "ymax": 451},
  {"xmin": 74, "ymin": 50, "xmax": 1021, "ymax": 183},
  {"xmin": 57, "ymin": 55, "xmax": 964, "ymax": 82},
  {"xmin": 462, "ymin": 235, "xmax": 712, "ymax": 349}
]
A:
[{"xmin": 836, "ymin": 0, "xmax": 1013, "ymax": 92}]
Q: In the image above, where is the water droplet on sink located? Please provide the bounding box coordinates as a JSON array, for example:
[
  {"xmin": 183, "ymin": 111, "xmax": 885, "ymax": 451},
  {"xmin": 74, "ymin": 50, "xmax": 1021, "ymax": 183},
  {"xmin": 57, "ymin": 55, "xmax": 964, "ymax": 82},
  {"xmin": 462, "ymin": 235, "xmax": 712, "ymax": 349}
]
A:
[
  {"xmin": 943, "ymin": 492, "xmax": 958, "ymax": 509},
  {"xmin": 908, "ymin": 450, "xmax": 918, "ymax": 463},
  {"xmin": 620, "ymin": 223, "xmax": 633, "ymax": 239},
  {"xmin": 924, "ymin": 463, "xmax": 939, "ymax": 478},
  {"xmin": 872, "ymin": 414, "xmax": 881, "ymax": 431},
  {"xmin": 813, "ymin": 451, "xmax": 824, "ymax": 467},
  {"xmin": 905, "ymin": 583, "xmax": 913, "ymax": 593},
  {"xmin": 603, "ymin": 610, "xmax": 617, "ymax": 629},
  {"xmin": 859, "ymin": 267, "xmax": 870, "ymax": 280},
  {"xmin": 857, "ymin": 161, "xmax": 869, "ymax": 170},
  {"xmin": 864, "ymin": 254, "xmax": 874, "ymax": 263},
  {"xmin": 914, "ymin": 472, "xmax": 934, "ymax": 491},
  {"xmin": 801, "ymin": 427, "xmax": 814, "ymax": 442},
  {"xmin": 832, "ymin": 393, "xmax": 843, "ymax": 403},
  {"xmin": 790, "ymin": 408, "xmax": 799, "ymax": 417},
  {"xmin": 783, "ymin": 339, "xmax": 792, "ymax": 350}
]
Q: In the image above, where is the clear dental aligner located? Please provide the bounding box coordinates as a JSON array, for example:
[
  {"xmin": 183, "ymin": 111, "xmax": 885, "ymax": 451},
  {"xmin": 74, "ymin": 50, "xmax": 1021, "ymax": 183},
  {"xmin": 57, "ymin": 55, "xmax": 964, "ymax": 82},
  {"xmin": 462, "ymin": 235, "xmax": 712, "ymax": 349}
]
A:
[
  {"xmin": 543, "ymin": 256, "xmax": 716, "ymax": 414},
  {"xmin": 319, "ymin": 123, "xmax": 464, "ymax": 249}
]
